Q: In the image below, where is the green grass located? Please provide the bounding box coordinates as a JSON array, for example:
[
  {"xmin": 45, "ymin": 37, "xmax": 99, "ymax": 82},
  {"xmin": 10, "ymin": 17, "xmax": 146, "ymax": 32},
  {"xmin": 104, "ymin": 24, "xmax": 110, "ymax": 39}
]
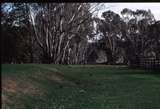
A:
[{"xmin": 2, "ymin": 64, "xmax": 160, "ymax": 109}]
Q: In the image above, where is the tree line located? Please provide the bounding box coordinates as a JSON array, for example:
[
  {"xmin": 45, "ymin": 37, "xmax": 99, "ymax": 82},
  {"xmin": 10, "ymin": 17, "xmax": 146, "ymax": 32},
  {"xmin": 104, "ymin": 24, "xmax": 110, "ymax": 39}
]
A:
[{"xmin": 1, "ymin": 3, "xmax": 160, "ymax": 64}]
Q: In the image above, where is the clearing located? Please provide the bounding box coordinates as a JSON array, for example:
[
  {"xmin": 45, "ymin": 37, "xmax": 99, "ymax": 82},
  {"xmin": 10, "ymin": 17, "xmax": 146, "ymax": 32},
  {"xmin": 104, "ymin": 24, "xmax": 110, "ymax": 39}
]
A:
[{"xmin": 2, "ymin": 64, "xmax": 160, "ymax": 109}]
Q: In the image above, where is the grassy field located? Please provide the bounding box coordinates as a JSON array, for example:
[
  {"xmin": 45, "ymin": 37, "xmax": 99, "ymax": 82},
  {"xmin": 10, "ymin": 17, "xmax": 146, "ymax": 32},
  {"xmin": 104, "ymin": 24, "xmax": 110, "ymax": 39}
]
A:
[{"xmin": 2, "ymin": 64, "xmax": 160, "ymax": 109}]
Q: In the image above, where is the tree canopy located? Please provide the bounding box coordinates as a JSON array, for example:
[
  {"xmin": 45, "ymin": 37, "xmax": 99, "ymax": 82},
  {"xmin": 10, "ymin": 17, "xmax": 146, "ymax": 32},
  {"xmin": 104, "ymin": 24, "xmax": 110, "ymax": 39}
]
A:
[{"xmin": 1, "ymin": 3, "xmax": 160, "ymax": 64}]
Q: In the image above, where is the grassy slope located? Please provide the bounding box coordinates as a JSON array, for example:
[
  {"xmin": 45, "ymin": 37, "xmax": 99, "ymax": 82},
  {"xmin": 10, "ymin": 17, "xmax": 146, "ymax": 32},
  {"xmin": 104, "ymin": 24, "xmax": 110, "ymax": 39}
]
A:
[{"xmin": 2, "ymin": 64, "xmax": 160, "ymax": 109}]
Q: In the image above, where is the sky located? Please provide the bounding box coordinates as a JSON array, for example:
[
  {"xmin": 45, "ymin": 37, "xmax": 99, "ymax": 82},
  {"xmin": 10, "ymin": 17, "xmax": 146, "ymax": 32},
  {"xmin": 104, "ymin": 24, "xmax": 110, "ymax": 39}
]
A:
[{"xmin": 97, "ymin": 3, "xmax": 160, "ymax": 20}]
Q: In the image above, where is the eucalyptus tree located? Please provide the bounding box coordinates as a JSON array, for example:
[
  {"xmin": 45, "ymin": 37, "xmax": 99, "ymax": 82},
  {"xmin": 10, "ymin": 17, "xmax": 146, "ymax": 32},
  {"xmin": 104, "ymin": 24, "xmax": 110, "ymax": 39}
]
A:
[
  {"xmin": 145, "ymin": 21, "xmax": 160, "ymax": 59},
  {"xmin": 120, "ymin": 8, "xmax": 156, "ymax": 65},
  {"xmin": 28, "ymin": 3, "xmax": 96, "ymax": 64},
  {"xmin": 92, "ymin": 8, "xmax": 157, "ymax": 65},
  {"xmin": 93, "ymin": 10, "xmax": 126, "ymax": 64}
]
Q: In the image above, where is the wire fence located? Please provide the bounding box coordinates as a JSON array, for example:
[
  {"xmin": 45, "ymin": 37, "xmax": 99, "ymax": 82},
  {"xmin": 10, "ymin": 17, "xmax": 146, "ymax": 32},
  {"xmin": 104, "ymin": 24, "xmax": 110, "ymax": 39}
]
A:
[{"xmin": 139, "ymin": 58, "xmax": 160, "ymax": 70}]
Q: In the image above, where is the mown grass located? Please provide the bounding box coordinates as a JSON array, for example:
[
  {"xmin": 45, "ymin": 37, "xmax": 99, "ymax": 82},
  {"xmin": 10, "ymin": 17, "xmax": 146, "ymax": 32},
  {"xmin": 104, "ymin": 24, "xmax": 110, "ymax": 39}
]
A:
[{"xmin": 1, "ymin": 64, "xmax": 160, "ymax": 109}]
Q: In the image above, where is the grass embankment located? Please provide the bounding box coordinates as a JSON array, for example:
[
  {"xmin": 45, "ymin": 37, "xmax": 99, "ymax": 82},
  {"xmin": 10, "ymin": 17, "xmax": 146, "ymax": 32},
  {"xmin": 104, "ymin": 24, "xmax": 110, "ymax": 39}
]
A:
[{"xmin": 2, "ymin": 64, "xmax": 160, "ymax": 109}]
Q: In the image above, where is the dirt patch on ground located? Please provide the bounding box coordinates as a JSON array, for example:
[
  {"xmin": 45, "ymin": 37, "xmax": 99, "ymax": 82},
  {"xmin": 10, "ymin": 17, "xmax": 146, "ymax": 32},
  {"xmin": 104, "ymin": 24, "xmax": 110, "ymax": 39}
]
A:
[
  {"xmin": 2, "ymin": 78, "xmax": 18, "ymax": 94},
  {"xmin": 2, "ymin": 77, "xmax": 44, "ymax": 109},
  {"xmin": 2, "ymin": 77, "xmax": 42, "ymax": 95},
  {"xmin": 1, "ymin": 93, "xmax": 11, "ymax": 107},
  {"xmin": 2, "ymin": 76, "xmax": 43, "ymax": 107}
]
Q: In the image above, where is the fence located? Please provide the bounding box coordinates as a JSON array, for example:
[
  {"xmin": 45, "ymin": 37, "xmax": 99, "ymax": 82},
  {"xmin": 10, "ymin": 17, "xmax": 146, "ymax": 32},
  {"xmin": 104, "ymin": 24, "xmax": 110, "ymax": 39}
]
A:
[{"xmin": 139, "ymin": 58, "xmax": 160, "ymax": 70}]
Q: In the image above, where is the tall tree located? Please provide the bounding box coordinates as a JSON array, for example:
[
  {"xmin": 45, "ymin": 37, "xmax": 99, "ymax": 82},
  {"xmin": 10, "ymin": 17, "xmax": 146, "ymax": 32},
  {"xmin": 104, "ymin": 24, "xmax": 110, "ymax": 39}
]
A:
[
  {"xmin": 28, "ymin": 3, "xmax": 94, "ymax": 64},
  {"xmin": 120, "ymin": 8, "xmax": 156, "ymax": 65},
  {"xmin": 93, "ymin": 11, "xmax": 126, "ymax": 64},
  {"xmin": 1, "ymin": 3, "xmax": 36, "ymax": 63}
]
